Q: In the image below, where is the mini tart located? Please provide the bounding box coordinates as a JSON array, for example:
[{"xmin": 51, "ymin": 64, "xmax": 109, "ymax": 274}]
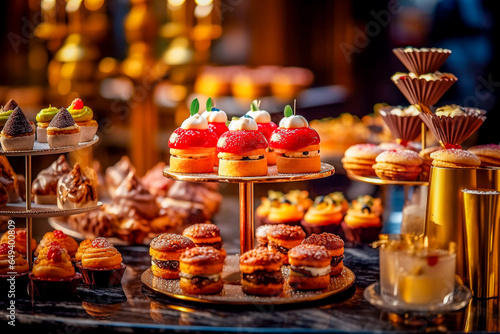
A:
[
  {"xmin": 77, "ymin": 237, "xmax": 126, "ymax": 287},
  {"xmin": 468, "ymin": 144, "xmax": 500, "ymax": 167},
  {"xmin": 267, "ymin": 224, "xmax": 306, "ymax": 265},
  {"xmin": 30, "ymin": 244, "xmax": 81, "ymax": 300},
  {"xmin": 269, "ymin": 125, "xmax": 321, "ymax": 174},
  {"xmin": 179, "ymin": 246, "xmax": 225, "ymax": 295},
  {"xmin": 0, "ymin": 228, "xmax": 37, "ymax": 256},
  {"xmin": 301, "ymin": 193, "xmax": 347, "ymax": 237},
  {"xmin": 46, "ymin": 107, "xmax": 81, "ymax": 148},
  {"xmin": 430, "ymin": 148, "xmax": 481, "ymax": 169},
  {"xmin": 217, "ymin": 121, "xmax": 269, "ymax": 177},
  {"xmin": 168, "ymin": 115, "xmax": 218, "ymax": 173},
  {"xmin": 35, "ymin": 230, "xmax": 78, "ymax": 258},
  {"xmin": 57, "ymin": 163, "xmax": 98, "ymax": 210},
  {"xmin": 35, "ymin": 105, "xmax": 59, "ymax": 143},
  {"xmin": 240, "ymin": 247, "xmax": 284, "ymax": 296},
  {"xmin": 342, "ymin": 196, "xmax": 383, "ymax": 244},
  {"xmin": 0, "ymin": 243, "xmax": 29, "ymax": 295},
  {"xmin": 302, "ymin": 233, "xmax": 344, "ymax": 276},
  {"xmin": 341, "ymin": 144, "xmax": 385, "ymax": 177},
  {"xmin": 32, "ymin": 155, "xmax": 72, "ymax": 205},
  {"xmin": 372, "ymin": 149, "xmax": 423, "ymax": 181},
  {"xmin": 68, "ymin": 98, "xmax": 98, "ymax": 142},
  {"xmin": 149, "ymin": 233, "xmax": 195, "ymax": 279},
  {"xmin": 0, "ymin": 106, "xmax": 35, "ymax": 151},
  {"xmin": 182, "ymin": 223, "xmax": 226, "ymax": 258},
  {"xmin": 288, "ymin": 244, "xmax": 332, "ymax": 290}
]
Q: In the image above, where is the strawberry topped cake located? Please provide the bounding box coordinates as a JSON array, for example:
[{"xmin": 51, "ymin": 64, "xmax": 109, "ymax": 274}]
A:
[
  {"xmin": 245, "ymin": 100, "xmax": 278, "ymax": 165},
  {"xmin": 168, "ymin": 98, "xmax": 218, "ymax": 173},
  {"xmin": 269, "ymin": 105, "xmax": 321, "ymax": 173},
  {"xmin": 201, "ymin": 97, "xmax": 229, "ymax": 139},
  {"xmin": 217, "ymin": 115, "xmax": 268, "ymax": 176}
]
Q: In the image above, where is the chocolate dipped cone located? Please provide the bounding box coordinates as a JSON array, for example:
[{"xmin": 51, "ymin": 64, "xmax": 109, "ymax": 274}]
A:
[
  {"xmin": 393, "ymin": 47, "xmax": 452, "ymax": 75},
  {"xmin": 419, "ymin": 106, "xmax": 486, "ymax": 148},
  {"xmin": 379, "ymin": 106, "xmax": 422, "ymax": 144},
  {"xmin": 392, "ymin": 74, "xmax": 457, "ymax": 106}
]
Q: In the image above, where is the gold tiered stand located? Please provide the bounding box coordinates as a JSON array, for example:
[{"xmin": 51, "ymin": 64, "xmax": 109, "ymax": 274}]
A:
[{"xmin": 141, "ymin": 162, "xmax": 357, "ymax": 305}]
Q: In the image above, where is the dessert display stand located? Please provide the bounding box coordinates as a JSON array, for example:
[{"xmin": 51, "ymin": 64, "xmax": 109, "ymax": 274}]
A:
[
  {"xmin": 140, "ymin": 162, "xmax": 357, "ymax": 305},
  {"xmin": 0, "ymin": 136, "xmax": 102, "ymax": 299}
]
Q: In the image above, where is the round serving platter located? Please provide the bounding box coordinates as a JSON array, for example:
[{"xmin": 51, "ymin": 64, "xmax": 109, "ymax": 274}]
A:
[
  {"xmin": 0, "ymin": 135, "xmax": 99, "ymax": 156},
  {"xmin": 0, "ymin": 201, "xmax": 102, "ymax": 218},
  {"xmin": 163, "ymin": 163, "xmax": 335, "ymax": 184},
  {"xmin": 141, "ymin": 254, "xmax": 355, "ymax": 305},
  {"xmin": 346, "ymin": 172, "xmax": 429, "ymax": 186}
]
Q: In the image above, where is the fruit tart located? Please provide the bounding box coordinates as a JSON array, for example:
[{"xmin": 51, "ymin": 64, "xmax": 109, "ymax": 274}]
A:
[
  {"xmin": 269, "ymin": 105, "xmax": 321, "ymax": 173},
  {"xmin": 76, "ymin": 237, "xmax": 126, "ymax": 287},
  {"xmin": 67, "ymin": 98, "xmax": 98, "ymax": 142},
  {"xmin": 0, "ymin": 106, "xmax": 35, "ymax": 151},
  {"xmin": 341, "ymin": 195, "xmax": 383, "ymax": 244},
  {"xmin": 30, "ymin": 243, "xmax": 82, "ymax": 299},
  {"xmin": 57, "ymin": 163, "xmax": 98, "ymax": 210},
  {"xmin": 35, "ymin": 230, "xmax": 79, "ymax": 258},
  {"xmin": 217, "ymin": 115, "xmax": 268, "ymax": 176},
  {"xmin": 168, "ymin": 98, "xmax": 218, "ymax": 173},
  {"xmin": 245, "ymin": 100, "xmax": 278, "ymax": 165},
  {"xmin": 0, "ymin": 243, "xmax": 29, "ymax": 295},
  {"xmin": 301, "ymin": 192, "xmax": 348, "ymax": 237},
  {"xmin": 35, "ymin": 105, "xmax": 60, "ymax": 143}
]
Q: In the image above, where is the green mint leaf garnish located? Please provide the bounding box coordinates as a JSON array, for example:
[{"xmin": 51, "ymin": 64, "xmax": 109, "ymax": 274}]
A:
[
  {"xmin": 284, "ymin": 105, "xmax": 293, "ymax": 117},
  {"xmin": 206, "ymin": 97, "xmax": 213, "ymax": 112},
  {"xmin": 250, "ymin": 100, "xmax": 260, "ymax": 111},
  {"xmin": 190, "ymin": 98, "xmax": 200, "ymax": 116}
]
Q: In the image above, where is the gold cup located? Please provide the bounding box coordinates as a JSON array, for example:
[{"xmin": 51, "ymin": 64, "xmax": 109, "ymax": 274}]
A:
[
  {"xmin": 462, "ymin": 189, "xmax": 500, "ymax": 299},
  {"xmin": 424, "ymin": 166, "xmax": 477, "ymax": 281},
  {"xmin": 465, "ymin": 298, "xmax": 500, "ymax": 332},
  {"xmin": 476, "ymin": 167, "xmax": 500, "ymax": 191}
]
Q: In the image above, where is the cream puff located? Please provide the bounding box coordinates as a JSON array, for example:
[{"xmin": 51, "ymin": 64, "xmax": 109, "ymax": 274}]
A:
[
  {"xmin": 217, "ymin": 116, "xmax": 268, "ymax": 176},
  {"xmin": 269, "ymin": 105, "xmax": 321, "ymax": 173},
  {"xmin": 46, "ymin": 107, "xmax": 81, "ymax": 148},
  {"xmin": 35, "ymin": 230, "xmax": 79, "ymax": 258},
  {"xmin": 245, "ymin": 100, "xmax": 278, "ymax": 165},
  {"xmin": 0, "ymin": 228, "xmax": 37, "ymax": 257},
  {"xmin": 168, "ymin": 98, "xmax": 218, "ymax": 173}
]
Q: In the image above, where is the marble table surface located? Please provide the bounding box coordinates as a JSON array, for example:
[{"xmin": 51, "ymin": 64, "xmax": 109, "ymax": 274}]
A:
[{"xmin": 0, "ymin": 243, "xmax": 492, "ymax": 334}]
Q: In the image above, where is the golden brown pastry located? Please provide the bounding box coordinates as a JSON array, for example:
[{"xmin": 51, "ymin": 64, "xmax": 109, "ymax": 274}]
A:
[
  {"xmin": 74, "ymin": 239, "xmax": 93, "ymax": 262},
  {"xmin": 32, "ymin": 155, "xmax": 71, "ymax": 204},
  {"xmin": 105, "ymin": 156, "xmax": 136, "ymax": 198},
  {"xmin": 35, "ymin": 230, "xmax": 79, "ymax": 258},
  {"xmin": 80, "ymin": 237, "xmax": 122, "ymax": 270},
  {"xmin": 0, "ymin": 156, "xmax": 20, "ymax": 203},
  {"xmin": 0, "ymin": 228, "xmax": 37, "ymax": 256},
  {"xmin": 149, "ymin": 233, "xmax": 195, "ymax": 279},
  {"xmin": 32, "ymin": 244, "xmax": 76, "ymax": 279},
  {"xmin": 0, "ymin": 243, "xmax": 29, "ymax": 275},
  {"xmin": 179, "ymin": 246, "xmax": 224, "ymax": 295}
]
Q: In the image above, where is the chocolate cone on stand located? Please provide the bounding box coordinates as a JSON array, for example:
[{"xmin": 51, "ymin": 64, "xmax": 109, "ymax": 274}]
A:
[
  {"xmin": 379, "ymin": 106, "xmax": 422, "ymax": 145},
  {"xmin": 419, "ymin": 107, "xmax": 486, "ymax": 148},
  {"xmin": 392, "ymin": 74, "xmax": 458, "ymax": 106},
  {"xmin": 393, "ymin": 47, "xmax": 452, "ymax": 75}
]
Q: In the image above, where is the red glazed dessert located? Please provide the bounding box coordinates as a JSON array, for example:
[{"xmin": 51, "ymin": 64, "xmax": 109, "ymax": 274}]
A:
[
  {"xmin": 168, "ymin": 99, "xmax": 218, "ymax": 173},
  {"xmin": 246, "ymin": 100, "xmax": 278, "ymax": 165},
  {"xmin": 217, "ymin": 116, "xmax": 268, "ymax": 177},
  {"xmin": 269, "ymin": 105, "xmax": 321, "ymax": 173},
  {"xmin": 35, "ymin": 230, "xmax": 78, "ymax": 258},
  {"xmin": 201, "ymin": 98, "xmax": 229, "ymax": 167}
]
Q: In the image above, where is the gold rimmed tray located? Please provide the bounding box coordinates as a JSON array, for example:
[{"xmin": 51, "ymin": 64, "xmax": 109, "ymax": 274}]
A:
[
  {"xmin": 0, "ymin": 135, "xmax": 99, "ymax": 156},
  {"xmin": 163, "ymin": 163, "xmax": 335, "ymax": 184},
  {"xmin": 0, "ymin": 201, "xmax": 102, "ymax": 218},
  {"xmin": 346, "ymin": 172, "xmax": 428, "ymax": 186},
  {"xmin": 141, "ymin": 254, "xmax": 355, "ymax": 305}
]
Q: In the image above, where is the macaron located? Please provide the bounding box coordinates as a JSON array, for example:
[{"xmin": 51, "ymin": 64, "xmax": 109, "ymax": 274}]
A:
[
  {"xmin": 302, "ymin": 233, "xmax": 344, "ymax": 276},
  {"xmin": 430, "ymin": 148, "xmax": 481, "ymax": 168},
  {"xmin": 372, "ymin": 149, "xmax": 423, "ymax": 181},
  {"xmin": 341, "ymin": 144, "xmax": 385, "ymax": 177},
  {"xmin": 255, "ymin": 224, "xmax": 273, "ymax": 248},
  {"xmin": 179, "ymin": 246, "xmax": 224, "ymax": 295},
  {"xmin": 149, "ymin": 234, "xmax": 195, "ymax": 279},
  {"xmin": 267, "ymin": 224, "xmax": 306, "ymax": 265},
  {"xmin": 239, "ymin": 247, "xmax": 284, "ymax": 296},
  {"xmin": 182, "ymin": 223, "xmax": 226, "ymax": 258},
  {"xmin": 468, "ymin": 144, "xmax": 500, "ymax": 167},
  {"xmin": 288, "ymin": 244, "xmax": 332, "ymax": 290}
]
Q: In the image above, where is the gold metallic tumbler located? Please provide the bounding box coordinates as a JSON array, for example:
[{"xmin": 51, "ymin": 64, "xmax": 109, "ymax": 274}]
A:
[
  {"xmin": 462, "ymin": 189, "xmax": 500, "ymax": 299},
  {"xmin": 476, "ymin": 167, "xmax": 500, "ymax": 191},
  {"xmin": 424, "ymin": 166, "xmax": 477, "ymax": 281}
]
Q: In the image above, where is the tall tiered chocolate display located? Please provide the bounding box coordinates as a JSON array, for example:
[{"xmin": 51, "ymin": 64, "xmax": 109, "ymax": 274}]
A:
[{"xmin": 391, "ymin": 47, "xmax": 489, "ymax": 282}]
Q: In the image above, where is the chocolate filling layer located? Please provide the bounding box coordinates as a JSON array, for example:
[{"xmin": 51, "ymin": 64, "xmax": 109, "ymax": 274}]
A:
[
  {"xmin": 181, "ymin": 276, "xmax": 220, "ymax": 287},
  {"xmin": 242, "ymin": 270, "xmax": 283, "ymax": 285},
  {"xmin": 331, "ymin": 255, "xmax": 344, "ymax": 267},
  {"xmin": 195, "ymin": 241, "xmax": 223, "ymax": 250},
  {"xmin": 268, "ymin": 241, "xmax": 290, "ymax": 255},
  {"xmin": 152, "ymin": 258, "xmax": 179, "ymax": 271}
]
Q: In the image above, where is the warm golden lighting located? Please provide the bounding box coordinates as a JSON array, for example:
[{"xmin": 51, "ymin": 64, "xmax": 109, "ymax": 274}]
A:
[
  {"xmin": 84, "ymin": 0, "xmax": 105, "ymax": 11},
  {"xmin": 98, "ymin": 57, "xmax": 119, "ymax": 74},
  {"xmin": 194, "ymin": 4, "xmax": 213, "ymax": 18},
  {"xmin": 41, "ymin": 0, "xmax": 56, "ymax": 12},
  {"xmin": 66, "ymin": 0, "xmax": 83, "ymax": 13},
  {"xmin": 195, "ymin": 0, "xmax": 213, "ymax": 5},
  {"xmin": 168, "ymin": 0, "xmax": 185, "ymax": 6},
  {"xmin": 162, "ymin": 37, "xmax": 193, "ymax": 65}
]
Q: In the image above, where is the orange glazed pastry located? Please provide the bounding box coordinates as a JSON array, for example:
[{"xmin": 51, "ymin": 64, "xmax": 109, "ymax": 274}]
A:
[
  {"xmin": 284, "ymin": 190, "xmax": 313, "ymax": 212},
  {"xmin": 150, "ymin": 233, "xmax": 195, "ymax": 279},
  {"xmin": 76, "ymin": 237, "xmax": 126, "ymax": 287},
  {"xmin": 302, "ymin": 233, "xmax": 344, "ymax": 276},
  {"xmin": 179, "ymin": 246, "xmax": 225, "ymax": 295},
  {"xmin": 0, "ymin": 243, "xmax": 29, "ymax": 295},
  {"xmin": 288, "ymin": 244, "xmax": 332, "ymax": 290},
  {"xmin": 30, "ymin": 244, "xmax": 82, "ymax": 299},
  {"xmin": 74, "ymin": 239, "xmax": 93, "ymax": 262},
  {"xmin": 301, "ymin": 192, "xmax": 348, "ymax": 237},
  {"xmin": 341, "ymin": 195, "xmax": 383, "ymax": 244},
  {"xmin": 35, "ymin": 230, "xmax": 78, "ymax": 258},
  {"xmin": 240, "ymin": 247, "xmax": 284, "ymax": 296},
  {"xmin": 182, "ymin": 223, "xmax": 226, "ymax": 258},
  {"xmin": 0, "ymin": 228, "xmax": 37, "ymax": 256},
  {"xmin": 266, "ymin": 197, "xmax": 304, "ymax": 226}
]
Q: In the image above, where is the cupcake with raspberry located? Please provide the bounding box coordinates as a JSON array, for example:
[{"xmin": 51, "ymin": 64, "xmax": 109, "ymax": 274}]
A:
[
  {"xmin": 301, "ymin": 192, "xmax": 348, "ymax": 237},
  {"xmin": 245, "ymin": 100, "xmax": 278, "ymax": 165},
  {"xmin": 168, "ymin": 98, "xmax": 218, "ymax": 173},
  {"xmin": 35, "ymin": 230, "xmax": 78, "ymax": 259},
  {"xmin": 341, "ymin": 195, "xmax": 383, "ymax": 244}
]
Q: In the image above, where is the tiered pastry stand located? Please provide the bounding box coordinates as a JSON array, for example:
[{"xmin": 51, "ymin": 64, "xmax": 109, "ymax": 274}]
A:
[
  {"xmin": 0, "ymin": 136, "xmax": 102, "ymax": 280},
  {"xmin": 141, "ymin": 162, "xmax": 357, "ymax": 305}
]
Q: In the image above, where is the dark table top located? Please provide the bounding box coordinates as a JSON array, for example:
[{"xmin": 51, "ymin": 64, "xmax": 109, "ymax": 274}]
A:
[{"xmin": 1, "ymin": 242, "xmax": 493, "ymax": 334}]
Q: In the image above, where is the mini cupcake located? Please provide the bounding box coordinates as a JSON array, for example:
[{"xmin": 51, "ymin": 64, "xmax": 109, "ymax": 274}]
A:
[
  {"xmin": 182, "ymin": 223, "xmax": 226, "ymax": 258},
  {"xmin": 0, "ymin": 243, "xmax": 29, "ymax": 296},
  {"xmin": 35, "ymin": 105, "xmax": 60, "ymax": 143},
  {"xmin": 0, "ymin": 106, "xmax": 35, "ymax": 151},
  {"xmin": 46, "ymin": 108, "xmax": 81, "ymax": 148},
  {"xmin": 341, "ymin": 195, "xmax": 383, "ymax": 244},
  {"xmin": 76, "ymin": 237, "xmax": 126, "ymax": 287},
  {"xmin": 255, "ymin": 190, "xmax": 284, "ymax": 225},
  {"xmin": 0, "ymin": 228, "xmax": 37, "ymax": 257},
  {"xmin": 74, "ymin": 238, "xmax": 93, "ymax": 263},
  {"xmin": 67, "ymin": 98, "xmax": 98, "ymax": 142},
  {"xmin": 35, "ymin": 230, "xmax": 79, "ymax": 258},
  {"xmin": 301, "ymin": 192, "xmax": 348, "ymax": 236},
  {"xmin": 266, "ymin": 197, "xmax": 304, "ymax": 226},
  {"xmin": 30, "ymin": 244, "xmax": 82, "ymax": 299}
]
